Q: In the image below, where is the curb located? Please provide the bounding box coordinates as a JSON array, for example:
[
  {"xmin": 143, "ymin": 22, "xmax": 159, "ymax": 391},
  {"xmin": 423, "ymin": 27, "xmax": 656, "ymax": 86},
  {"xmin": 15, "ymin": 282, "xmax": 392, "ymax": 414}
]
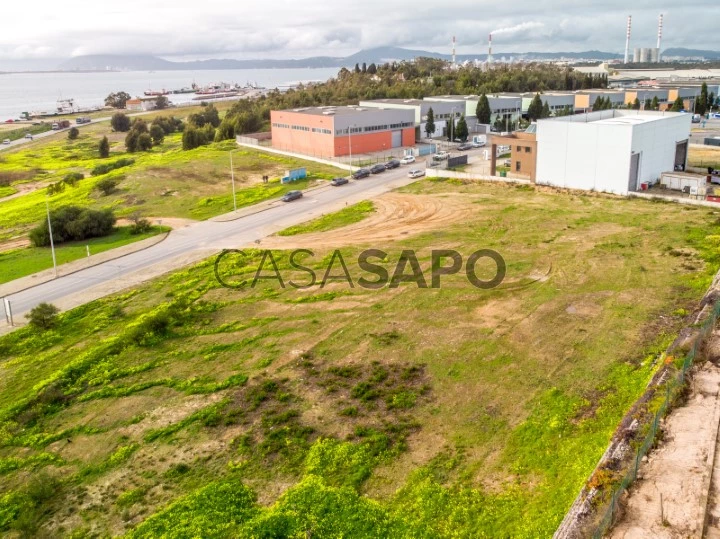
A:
[
  {"xmin": 701, "ymin": 369, "xmax": 720, "ymax": 537},
  {"xmin": 0, "ymin": 230, "xmax": 170, "ymax": 300}
]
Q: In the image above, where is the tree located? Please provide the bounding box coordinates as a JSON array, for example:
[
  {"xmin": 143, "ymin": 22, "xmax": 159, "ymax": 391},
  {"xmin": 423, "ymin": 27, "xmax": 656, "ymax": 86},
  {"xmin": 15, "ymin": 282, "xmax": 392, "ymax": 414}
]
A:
[
  {"xmin": 592, "ymin": 96, "xmax": 603, "ymax": 112},
  {"xmin": 527, "ymin": 94, "xmax": 544, "ymax": 121},
  {"xmin": 149, "ymin": 124, "xmax": 165, "ymax": 145},
  {"xmin": 697, "ymin": 82, "xmax": 709, "ymax": 115},
  {"xmin": 98, "ymin": 136, "xmax": 110, "ymax": 158},
  {"xmin": 29, "ymin": 206, "xmax": 116, "ymax": 246},
  {"xmin": 670, "ymin": 96, "xmax": 684, "ymax": 112},
  {"xmin": 632, "ymin": 97, "xmax": 641, "ymax": 110},
  {"xmin": 644, "ymin": 98, "xmax": 652, "ymax": 111},
  {"xmin": 96, "ymin": 177, "xmax": 119, "ymax": 196},
  {"xmin": 67, "ymin": 127, "xmax": 79, "ymax": 140},
  {"xmin": 129, "ymin": 212, "xmax": 152, "ymax": 235},
  {"xmin": 455, "ymin": 115, "xmax": 469, "ymax": 142},
  {"xmin": 651, "ymin": 96, "xmax": 660, "ymax": 111},
  {"xmin": 367, "ymin": 63, "xmax": 377, "ymax": 74},
  {"xmin": 446, "ymin": 115, "xmax": 456, "ymax": 141},
  {"xmin": 215, "ymin": 118, "xmax": 235, "ymax": 141},
  {"xmin": 155, "ymin": 95, "xmax": 169, "ymax": 110},
  {"xmin": 26, "ymin": 303, "xmax": 60, "ymax": 330},
  {"xmin": 354, "ymin": 63, "xmax": 361, "ymax": 74},
  {"xmin": 362, "ymin": 62, "xmax": 367, "ymax": 73},
  {"xmin": 425, "ymin": 107, "xmax": 436, "ymax": 137},
  {"xmin": 105, "ymin": 91, "xmax": 131, "ymax": 109},
  {"xmin": 541, "ymin": 101, "xmax": 551, "ymax": 119},
  {"xmin": 475, "ymin": 94, "xmax": 491, "ymax": 124},
  {"xmin": 111, "ymin": 112, "xmax": 131, "ymax": 132},
  {"xmin": 709, "ymin": 92, "xmax": 716, "ymax": 112}
]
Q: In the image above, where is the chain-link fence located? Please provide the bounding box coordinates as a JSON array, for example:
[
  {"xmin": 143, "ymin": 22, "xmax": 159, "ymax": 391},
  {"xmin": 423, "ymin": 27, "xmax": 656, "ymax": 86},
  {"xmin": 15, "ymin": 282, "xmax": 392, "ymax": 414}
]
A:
[{"xmin": 592, "ymin": 300, "xmax": 720, "ymax": 538}]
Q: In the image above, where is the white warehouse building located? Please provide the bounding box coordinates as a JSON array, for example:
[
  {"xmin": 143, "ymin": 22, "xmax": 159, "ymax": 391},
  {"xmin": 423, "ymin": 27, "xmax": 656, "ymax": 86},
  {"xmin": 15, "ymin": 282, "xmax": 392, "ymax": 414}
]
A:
[{"xmin": 535, "ymin": 110, "xmax": 691, "ymax": 195}]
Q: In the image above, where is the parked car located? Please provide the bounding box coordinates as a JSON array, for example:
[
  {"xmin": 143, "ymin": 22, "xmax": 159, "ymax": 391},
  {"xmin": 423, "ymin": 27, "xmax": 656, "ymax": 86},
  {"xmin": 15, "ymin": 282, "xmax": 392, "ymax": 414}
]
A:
[
  {"xmin": 281, "ymin": 190, "xmax": 303, "ymax": 202},
  {"xmin": 712, "ymin": 112, "xmax": 720, "ymax": 119},
  {"xmin": 2, "ymin": 139, "xmax": 10, "ymax": 145},
  {"xmin": 502, "ymin": 159, "xmax": 511, "ymax": 167},
  {"xmin": 457, "ymin": 143, "xmax": 473, "ymax": 151},
  {"xmin": 471, "ymin": 140, "xmax": 486, "ymax": 148},
  {"xmin": 433, "ymin": 152, "xmax": 449, "ymax": 162},
  {"xmin": 370, "ymin": 164, "xmax": 386, "ymax": 174},
  {"xmin": 330, "ymin": 177, "xmax": 349, "ymax": 186},
  {"xmin": 408, "ymin": 169, "xmax": 425, "ymax": 178},
  {"xmin": 384, "ymin": 159, "xmax": 401, "ymax": 170},
  {"xmin": 352, "ymin": 168, "xmax": 370, "ymax": 179},
  {"xmin": 400, "ymin": 155, "xmax": 416, "ymax": 165},
  {"xmin": 24, "ymin": 133, "xmax": 33, "ymax": 140}
]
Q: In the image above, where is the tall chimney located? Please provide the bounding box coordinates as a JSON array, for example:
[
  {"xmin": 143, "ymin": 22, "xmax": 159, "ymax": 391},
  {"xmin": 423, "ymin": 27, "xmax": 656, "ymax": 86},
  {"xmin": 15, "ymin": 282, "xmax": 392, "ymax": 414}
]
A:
[
  {"xmin": 656, "ymin": 13, "xmax": 663, "ymax": 54},
  {"xmin": 452, "ymin": 35, "xmax": 456, "ymax": 65},
  {"xmin": 488, "ymin": 33, "xmax": 493, "ymax": 64},
  {"xmin": 624, "ymin": 15, "xmax": 632, "ymax": 64}
]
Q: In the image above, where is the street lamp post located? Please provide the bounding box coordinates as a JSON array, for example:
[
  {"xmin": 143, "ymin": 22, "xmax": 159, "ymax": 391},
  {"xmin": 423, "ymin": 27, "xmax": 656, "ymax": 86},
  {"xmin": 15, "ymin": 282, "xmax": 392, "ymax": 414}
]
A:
[
  {"xmin": 230, "ymin": 151, "xmax": 237, "ymax": 212},
  {"xmin": 46, "ymin": 198, "xmax": 57, "ymax": 278},
  {"xmin": 348, "ymin": 125, "xmax": 354, "ymax": 174}
]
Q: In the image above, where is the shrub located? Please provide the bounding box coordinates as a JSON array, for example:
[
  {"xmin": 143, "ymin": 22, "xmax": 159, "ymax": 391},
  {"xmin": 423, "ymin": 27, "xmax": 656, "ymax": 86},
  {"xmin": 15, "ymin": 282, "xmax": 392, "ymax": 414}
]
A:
[
  {"xmin": 98, "ymin": 136, "xmax": 110, "ymax": 158},
  {"xmin": 96, "ymin": 178, "xmax": 119, "ymax": 196},
  {"xmin": 152, "ymin": 115, "xmax": 183, "ymax": 134},
  {"xmin": 150, "ymin": 124, "xmax": 165, "ymax": 145},
  {"xmin": 111, "ymin": 112, "xmax": 131, "ymax": 132},
  {"xmin": 29, "ymin": 206, "xmax": 116, "ymax": 246},
  {"xmin": 129, "ymin": 212, "xmax": 152, "ymax": 235},
  {"xmin": 91, "ymin": 158, "xmax": 134, "ymax": 176},
  {"xmin": 26, "ymin": 303, "xmax": 60, "ymax": 330},
  {"xmin": 63, "ymin": 172, "xmax": 84, "ymax": 186},
  {"xmin": 67, "ymin": 127, "xmax": 79, "ymax": 140}
]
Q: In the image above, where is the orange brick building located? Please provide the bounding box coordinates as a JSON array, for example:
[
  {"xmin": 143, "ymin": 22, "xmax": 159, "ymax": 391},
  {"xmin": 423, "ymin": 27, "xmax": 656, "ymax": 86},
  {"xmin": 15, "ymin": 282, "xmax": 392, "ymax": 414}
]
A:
[{"xmin": 271, "ymin": 106, "xmax": 416, "ymax": 158}]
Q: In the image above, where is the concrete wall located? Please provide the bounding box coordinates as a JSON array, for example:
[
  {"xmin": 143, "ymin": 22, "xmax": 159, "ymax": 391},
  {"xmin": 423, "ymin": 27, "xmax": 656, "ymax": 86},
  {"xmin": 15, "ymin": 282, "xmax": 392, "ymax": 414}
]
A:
[
  {"xmin": 630, "ymin": 113, "xmax": 691, "ymax": 186},
  {"xmin": 271, "ymin": 110, "xmax": 336, "ymax": 157}
]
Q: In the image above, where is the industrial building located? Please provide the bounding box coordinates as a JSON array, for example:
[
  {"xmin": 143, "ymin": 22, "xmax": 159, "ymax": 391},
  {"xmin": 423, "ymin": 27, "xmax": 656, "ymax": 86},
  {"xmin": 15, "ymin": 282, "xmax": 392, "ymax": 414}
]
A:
[
  {"xmin": 424, "ymin": 94, "xmax": 523, "ymax": 129},
  {"xmin": 270, "ymin": 106, "xmax": 415, "ymax": 158},
  {"xmin": 517, "ymin": 92, "xmax": 576, "ymax": 115},
  {"xmin": 357, "ymin": 99, "xmax": 463, "ymax": 139},
  {"xmin": 574, "ymin": 90, "xmax": 627, "ymax": 112},
  {"xmin": 535, "ymin": 110, "xmax": 691, "ymax": 195}
]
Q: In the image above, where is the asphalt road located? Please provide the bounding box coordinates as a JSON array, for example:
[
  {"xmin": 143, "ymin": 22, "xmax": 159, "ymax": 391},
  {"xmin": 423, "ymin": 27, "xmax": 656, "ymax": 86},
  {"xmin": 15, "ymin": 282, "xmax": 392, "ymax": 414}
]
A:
[{"xmin": 1, "ymin": 165, "xmax": 425, "ymax": 321}]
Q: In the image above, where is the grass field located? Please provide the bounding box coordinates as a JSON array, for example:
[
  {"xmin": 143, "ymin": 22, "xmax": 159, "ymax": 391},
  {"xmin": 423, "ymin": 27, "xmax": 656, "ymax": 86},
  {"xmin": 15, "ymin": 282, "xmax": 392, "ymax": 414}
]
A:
[
  {"xmin": 1, "ymin": 179, "xmax": 718, "ymax": 537},
  {"xmin": 0, "ymin": 118, "xmax": 345, "ymax": 243},
  {"xmin": 277, "ymin": 200, "xmax": 375, "ymax": 236},
  {"xmin": 0, "ymin": 225, "xmax": 168, "ymax": 284}
]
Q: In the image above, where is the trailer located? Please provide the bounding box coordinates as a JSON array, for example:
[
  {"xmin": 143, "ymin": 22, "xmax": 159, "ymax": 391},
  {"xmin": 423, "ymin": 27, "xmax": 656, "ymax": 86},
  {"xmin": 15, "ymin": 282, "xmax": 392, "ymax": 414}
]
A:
[{"xmin": 51, "ymin": 120, "xmax": 71, "ymax": 130}]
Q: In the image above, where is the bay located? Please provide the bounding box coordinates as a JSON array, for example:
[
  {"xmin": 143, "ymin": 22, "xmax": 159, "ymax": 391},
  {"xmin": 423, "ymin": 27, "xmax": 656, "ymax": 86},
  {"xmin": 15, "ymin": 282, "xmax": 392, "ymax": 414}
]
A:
[{"xmin": 0, "ymin": 67, "xmax": 341, "ymax": 120}]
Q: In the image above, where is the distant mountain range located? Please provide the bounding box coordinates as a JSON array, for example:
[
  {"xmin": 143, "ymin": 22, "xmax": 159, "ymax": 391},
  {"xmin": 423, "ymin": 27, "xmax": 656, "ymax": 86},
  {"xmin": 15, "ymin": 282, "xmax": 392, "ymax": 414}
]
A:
[{"xmin": 2, "ymin": 46, "xmax": 718, "ymax": 73}]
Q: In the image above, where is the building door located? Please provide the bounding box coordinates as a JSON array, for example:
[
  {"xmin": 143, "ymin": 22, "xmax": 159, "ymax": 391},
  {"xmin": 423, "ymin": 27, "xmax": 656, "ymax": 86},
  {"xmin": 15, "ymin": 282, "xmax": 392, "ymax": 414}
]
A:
[
  {"xmin": 628, "ymin": 152, "xmax": 641, "ymax": 192},
  {"xmin": 674, "ymin": 140, "xmax": 688, "ymax": 171},
  {"xmin": 391, "ymin": 130, "xmax": 402, "ymax": 148}
]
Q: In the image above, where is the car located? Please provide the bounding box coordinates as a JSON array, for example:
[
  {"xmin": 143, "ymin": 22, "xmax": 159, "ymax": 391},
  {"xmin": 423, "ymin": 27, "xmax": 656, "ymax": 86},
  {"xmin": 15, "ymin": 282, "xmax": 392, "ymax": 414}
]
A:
[
  {"xmin": 24, "ymin": 133, "xmax": 33, "ymax": 140},
  {"xmin": 432, "ymin": 152, "xmax": 449, "ymax": 162},
  {"xmin": 2, "ymin": 139, "xmax": 10, "ymax": 145},
  {"xmin": 503, "ymin": 159, "xmax": 511, "ymax": 167},
  {"xmin": 281, "ymin": 190, "xmax": 303, "ymax": 202},
  {"xmin": 712, "ymin": 113, "xmax": 720, "ymax": 119},
  {"xmin": 352, "ymin": 168, "xmax": 370, "ymax": 179},
  {"xmin": 384, "ymin": 159, "xmax": 401, "ymax": 170},
  {"xmin": 457, "ymin": 143, "xmax": 473, "ymax": 151},
  {"xmin": 330, "ymin": 177, "xmax": 349, "ymax": 186},
  {"xmin": 370, "ymin": 164, "xmax": 386, "ymax": 174},
  {"xmin": 471, "ymin": 140, "xmax": 486, "ymax": 148},
  {"xmin": 408, "ymin": 169, "xmax": 425, "ymax": 178},
  {"xmin": 400, "ymin": 155, "xmax": 416, "ymax": 165}
]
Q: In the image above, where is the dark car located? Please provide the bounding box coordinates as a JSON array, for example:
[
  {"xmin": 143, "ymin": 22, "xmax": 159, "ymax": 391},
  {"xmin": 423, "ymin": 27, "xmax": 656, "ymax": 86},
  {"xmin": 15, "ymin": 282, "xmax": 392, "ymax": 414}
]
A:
[
  {"xmin": 330, "ymin": 177, "xmax": 349, "ymax": 186},
  {"xmin": 281, "ymin": 190, "xmax": 303, "ymax": 202},
  {"xmin": 370, "ymin": 164, "xmax": 386, "ymax": 174},
  {"xmin": 457, "ymin": 143, "xmax": 473, "ymax": 151},
  {"xmin": 384, "ymin": 159, "xmax": 401, "ymax": 170},
  {"xmin": 352, "ymin": 168, "xmax": 370, "ymax": 179}
]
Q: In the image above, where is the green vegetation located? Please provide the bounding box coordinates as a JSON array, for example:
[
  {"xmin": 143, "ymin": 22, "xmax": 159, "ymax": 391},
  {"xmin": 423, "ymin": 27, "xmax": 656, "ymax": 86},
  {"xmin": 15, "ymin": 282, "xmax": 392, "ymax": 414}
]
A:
[
  {"xmin": 0, "ymin": 122, "xmax": 53, "ymax": 142},
  {"xmin": 0, "ymin": 225, "xmax": 167, "ymax": 283},
  {"xmin": 29, "ymin": 205, "xmax": 116, "ymax": 247},
  {"xmin": 278, "ymin": 200, "xmax": 375, "ymax": 236},
  {"xmin": 0, "ymin": 181, "xmax": 718, "ymax": 536}
]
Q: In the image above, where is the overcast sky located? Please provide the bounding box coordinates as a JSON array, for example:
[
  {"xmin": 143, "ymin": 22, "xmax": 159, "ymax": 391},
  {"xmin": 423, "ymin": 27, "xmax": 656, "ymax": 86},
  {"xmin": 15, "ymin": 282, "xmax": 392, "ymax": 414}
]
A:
[{"xmin": 0, "ymin": 0, "xmax": 714, "ymax": 61}]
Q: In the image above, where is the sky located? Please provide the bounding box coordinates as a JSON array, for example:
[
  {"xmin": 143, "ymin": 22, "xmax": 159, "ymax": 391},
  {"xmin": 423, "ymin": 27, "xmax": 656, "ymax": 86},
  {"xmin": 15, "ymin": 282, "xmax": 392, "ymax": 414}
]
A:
[{"xmin": 0, "ymin": 0, "xmax": 715, "ymax": 63}]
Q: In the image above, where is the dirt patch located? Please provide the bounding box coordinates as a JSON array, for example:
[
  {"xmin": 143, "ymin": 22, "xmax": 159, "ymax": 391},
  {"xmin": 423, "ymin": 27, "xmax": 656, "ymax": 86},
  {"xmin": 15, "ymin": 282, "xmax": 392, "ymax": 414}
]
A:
[
  {"xmin": 115, "ymin": 217, "xmax": 198, "ymax": 230},
  {"xmin": 262, "ymin": 192, "xmax": 477, "ymax": 248}
]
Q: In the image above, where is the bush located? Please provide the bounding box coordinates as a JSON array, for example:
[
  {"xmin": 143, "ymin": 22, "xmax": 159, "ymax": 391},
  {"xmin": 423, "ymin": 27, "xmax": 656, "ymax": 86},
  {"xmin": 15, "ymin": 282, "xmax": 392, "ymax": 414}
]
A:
[
  {"xmin": 149, "ymin": 124, "xmax": 165, "ymax": 145},
  {"xmin": 96, "ymin": 177, "xmax": 119, "ymax": 196},
  {"xmin": 129, "ymin": 213, "xmax": 152, "ymax": 235},
  {"xmin": 63, "ymin": 172, "xmax": 84, "ymax": 186},
  {"xmin": 91, "ymin": 158, "xmax": 134, "ymax": 176},
  {"xmin": 182, "ymin": 124, "xmax": 216, "ymax": 150},
  {"xmin": 67, "ymin": 127, "xmax": 79, "ymax": 140},
  {"xmin": 98, "ymin": 136, "xmax": 110, "ymax": 158},
  {"xmin": 111, "ymin": 112, "xmax": 131, "ymax": 132},
  {"xmin": 125, "ymin": 120, "xmax": 152, "ymax": 152},
  {"xmin": 26, "ymin": 303, "xmax": 60, "ymax": 330},
  {"xmin": 152, "ymin": 115, "xmax": 183, "ymax": 134},
  {"xmin": 29, "ymin": 206, "xmax": 116, "ymax": 246}
]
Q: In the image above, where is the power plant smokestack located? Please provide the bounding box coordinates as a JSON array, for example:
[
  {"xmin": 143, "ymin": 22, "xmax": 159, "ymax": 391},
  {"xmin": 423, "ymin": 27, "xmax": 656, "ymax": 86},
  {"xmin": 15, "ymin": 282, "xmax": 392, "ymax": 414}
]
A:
[
  {"xmin": 657, "ymin": 13, "xmax": 663, "ymax": 51},
  {"xmin": 452, "ymin": 35, "xmax": 456, "ymax": 66},
  {"xmin": 488, "ymin": 33, "xmax": 493, "ymax": 64},
  {"xmin": 624, "ymin": 15, "xmax": 632, "ymax": 64}
]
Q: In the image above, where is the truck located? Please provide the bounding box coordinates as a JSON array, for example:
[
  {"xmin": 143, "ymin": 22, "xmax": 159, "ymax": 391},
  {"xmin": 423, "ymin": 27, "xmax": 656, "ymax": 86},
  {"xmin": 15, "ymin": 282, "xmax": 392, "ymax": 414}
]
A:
[
  {"xmin": 51, "ymin": 120, "xmax": 71, "ymax": 130},
  {"xmin": 76, "ymin": 116, "xmax": 91, "ymax": 125}
]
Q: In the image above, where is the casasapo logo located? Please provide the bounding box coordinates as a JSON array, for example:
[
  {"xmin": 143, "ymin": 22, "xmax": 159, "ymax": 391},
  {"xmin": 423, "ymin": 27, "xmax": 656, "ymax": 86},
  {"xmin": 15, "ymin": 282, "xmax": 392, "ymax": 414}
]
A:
[{"xmin": 214, "ymin": 249, "xmax": 506, "ymax": 290}]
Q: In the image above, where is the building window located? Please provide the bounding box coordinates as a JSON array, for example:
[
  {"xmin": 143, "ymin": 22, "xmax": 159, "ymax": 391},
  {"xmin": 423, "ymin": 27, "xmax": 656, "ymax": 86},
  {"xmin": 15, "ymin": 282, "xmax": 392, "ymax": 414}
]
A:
[
  {"xmin": 516, "ymin": 146, "xmax": 521, "ymax": 152},
  {"xmin": 515, "ymin": 161, "xmax": 521, "ymax": 172},
  {"xmin": 524, "ymin": 147, "xmax": 531, "ymax": 153}
]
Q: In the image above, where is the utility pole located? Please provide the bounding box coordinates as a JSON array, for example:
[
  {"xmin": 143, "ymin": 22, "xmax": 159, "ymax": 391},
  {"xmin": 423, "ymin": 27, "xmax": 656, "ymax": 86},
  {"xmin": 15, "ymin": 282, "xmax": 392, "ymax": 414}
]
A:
[
  {"xmin": 230, "ymin": 151, "xmax": 237, "ymax": 212},
  {"xmin": 46, "ymin": 198, "xmax": 57, "ymax": 278},
  {"xmin": 348, "ymin": 125, "xmax": 354, "ymax": 174}
]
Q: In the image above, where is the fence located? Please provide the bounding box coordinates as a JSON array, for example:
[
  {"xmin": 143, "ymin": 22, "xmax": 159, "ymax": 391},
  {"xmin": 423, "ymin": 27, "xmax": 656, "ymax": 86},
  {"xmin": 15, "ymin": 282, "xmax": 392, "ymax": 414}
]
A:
[{"xmin": 591, "ymin": 300, "xmax": 720, "ymax": 538}]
